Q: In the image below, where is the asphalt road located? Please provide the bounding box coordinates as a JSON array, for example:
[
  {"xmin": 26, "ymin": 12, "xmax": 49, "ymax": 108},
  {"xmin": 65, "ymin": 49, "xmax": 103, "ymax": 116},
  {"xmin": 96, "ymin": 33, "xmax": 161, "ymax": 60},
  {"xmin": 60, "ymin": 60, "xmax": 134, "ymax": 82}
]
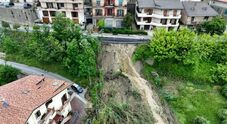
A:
[{"xmin": 0, "ymin": 59, "xmax": 74, "ymax": 83}]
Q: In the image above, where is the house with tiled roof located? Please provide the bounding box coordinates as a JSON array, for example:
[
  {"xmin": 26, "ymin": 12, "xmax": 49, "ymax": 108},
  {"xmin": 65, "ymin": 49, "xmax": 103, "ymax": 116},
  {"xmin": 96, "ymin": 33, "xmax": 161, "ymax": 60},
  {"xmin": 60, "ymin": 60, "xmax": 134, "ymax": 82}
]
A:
[
  {"xmin": 181, "ymin": 1, "xmax": 218, "ymax": 25},
  {"xmin": 0, "ymin": 75, "xmax": 72, "ymax": 124},
  {"xmin": 209, "ymin": 0, "xmax": 227, "ymax": 20}
]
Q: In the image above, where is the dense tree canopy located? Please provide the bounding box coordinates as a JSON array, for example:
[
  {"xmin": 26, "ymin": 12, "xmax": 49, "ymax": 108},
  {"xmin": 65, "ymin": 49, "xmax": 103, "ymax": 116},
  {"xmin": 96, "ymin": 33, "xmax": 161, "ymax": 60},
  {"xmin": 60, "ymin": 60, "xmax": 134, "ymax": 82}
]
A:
[
  {"xmin": 0, "ymin": 65, "xmax": 20, "ymax": 85},
  {"xmin": 0, "ymin": 13, "xmax": 101, "ymax": 78},
  {"xmin": 134, "ymin": 28, "xmax": 227, "ymax": 85},
  {"xmin": 196, "ymin": 17, "xmax": 226, "ymax": 35},
  {"xmin": 123, "ymin": 13, "xmax": 133, "ymax": 29}
]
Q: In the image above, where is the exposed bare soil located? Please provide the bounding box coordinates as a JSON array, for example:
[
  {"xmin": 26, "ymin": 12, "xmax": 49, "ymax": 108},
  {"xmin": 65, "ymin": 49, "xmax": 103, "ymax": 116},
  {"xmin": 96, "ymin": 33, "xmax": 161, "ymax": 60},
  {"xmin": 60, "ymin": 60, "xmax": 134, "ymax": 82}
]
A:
[{"xmin": 98, "ymin": 44, "xmax": 177, "ymax": 124}]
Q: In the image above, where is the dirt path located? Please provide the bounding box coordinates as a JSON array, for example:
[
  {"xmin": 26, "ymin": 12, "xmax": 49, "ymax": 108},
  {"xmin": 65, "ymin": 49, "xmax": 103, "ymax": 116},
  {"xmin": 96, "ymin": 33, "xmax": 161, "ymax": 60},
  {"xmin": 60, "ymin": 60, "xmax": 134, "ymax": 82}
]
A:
[{"xmin": 99, "ymin": 44, "xmax": 170, "ymax": 124}]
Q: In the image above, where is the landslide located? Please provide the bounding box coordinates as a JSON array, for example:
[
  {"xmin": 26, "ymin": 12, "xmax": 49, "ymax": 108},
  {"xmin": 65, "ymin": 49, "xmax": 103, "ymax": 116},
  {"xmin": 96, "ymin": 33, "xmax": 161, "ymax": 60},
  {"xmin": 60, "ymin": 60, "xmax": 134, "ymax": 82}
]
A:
[{"xmin": 98, "ymin": 44, "xmax": 178, "ymax": 124}]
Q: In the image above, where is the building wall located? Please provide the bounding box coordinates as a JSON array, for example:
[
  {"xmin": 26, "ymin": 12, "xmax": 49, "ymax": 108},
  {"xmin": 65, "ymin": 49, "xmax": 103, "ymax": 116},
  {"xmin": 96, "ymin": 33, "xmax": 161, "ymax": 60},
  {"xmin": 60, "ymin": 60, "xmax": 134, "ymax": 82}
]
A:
[
  {"xmin": 135, "ymin": 3, "xmax": 182, "ymax": 30},
  {"xmin": 181, "ymin": 10, "xmax": 213, "ymax": 25},
  {"xmin": 92, "ymin": 0, "xmax": 127, "ymax": 28},
  {"xmin": 38, "ymin": 0, "xmax": 85, "ymax": 24},
  {"xmin": 27, "ymin": 89, "xmax": 72, "ymax": 124},
  {"xmin": 0, "ymin": 7, "xmax": 37, "ymax": 26}
]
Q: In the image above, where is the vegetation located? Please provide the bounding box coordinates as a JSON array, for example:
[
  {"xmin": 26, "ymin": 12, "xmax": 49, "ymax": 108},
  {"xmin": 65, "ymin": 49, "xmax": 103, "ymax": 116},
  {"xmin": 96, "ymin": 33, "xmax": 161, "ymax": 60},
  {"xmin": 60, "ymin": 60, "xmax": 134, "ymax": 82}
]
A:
[
  {"xmin": 193, "ymin": 116, "xmax": 210, "ymax": 124},
  {"xmin": 196, "ymin": 17, "xmax": 226, "ymax": 35},
  {"xmin": 0, "ymin": 13, "xmax": 101, "ymax": 86},
  {"xmin": 222, "ymin": 84, "xmax": 227, "ymax": 98},
  {"xmin": 13, "ymin": 24, "xmax": 20, "ymax": 30},
  {"xmin": 97, "ymin": 19, "xmax": 105, "ymax": 29},
  {"xmin": 122, "ymin": 13, "xmax": 133, "ymax": 29},
  {"xmin": 1, "ymin": 21, "xmax": 10, "ymax": 28},
  {"xmin": 134, "ymin": 28, "xmax": 227, "ymax": 124},
  {"xmin": 103, "ymin": 28, "xmax": 147, "ymax": 35},
  {"xmin": 0, "ymin": 65, "xmax": 20, "ymax": 86},
  {"xmin": 86, "ymin": 73, "xmax": 154, "ymax": 124}
]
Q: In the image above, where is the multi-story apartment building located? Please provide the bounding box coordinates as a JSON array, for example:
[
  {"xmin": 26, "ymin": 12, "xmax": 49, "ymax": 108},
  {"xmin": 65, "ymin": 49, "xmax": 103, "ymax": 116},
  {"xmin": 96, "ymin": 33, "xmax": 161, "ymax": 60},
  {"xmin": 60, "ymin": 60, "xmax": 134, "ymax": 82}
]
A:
[
  {"xmin": 0, "ymin": 0, "xmax": 38, "ymax": 26},
  {"xmin": 92, "ymin": 0, "xmax": 127, "ymax": 28},
  {"xmin": 209, "ymin": 0, "xmax": 227, "ymax": 20},
  {"xmin": 135, "ymin": 0, "xmax": 183, "ymax": 30},
  {"xmin": 38, "ymin": 0, "xmax": 85, "ymax": 24},
  {"xmin": 0, "ymin": 75, "xmax": 73, "ymax": 124},
  {"xmin": 181, "ymin": 1, "xmax": 218, "ymax": 25}
]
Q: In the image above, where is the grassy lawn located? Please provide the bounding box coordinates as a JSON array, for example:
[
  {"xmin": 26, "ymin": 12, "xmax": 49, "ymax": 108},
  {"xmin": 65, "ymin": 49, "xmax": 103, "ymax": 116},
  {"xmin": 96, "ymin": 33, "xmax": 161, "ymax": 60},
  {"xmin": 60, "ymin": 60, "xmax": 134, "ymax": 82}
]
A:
[
  {"xmin": 5, "ymin": 54, "xmax": 90, "ymax": 87},
  {"xmin": 142, "ymin": 63, "xmax": 227, "ymax": 124}
]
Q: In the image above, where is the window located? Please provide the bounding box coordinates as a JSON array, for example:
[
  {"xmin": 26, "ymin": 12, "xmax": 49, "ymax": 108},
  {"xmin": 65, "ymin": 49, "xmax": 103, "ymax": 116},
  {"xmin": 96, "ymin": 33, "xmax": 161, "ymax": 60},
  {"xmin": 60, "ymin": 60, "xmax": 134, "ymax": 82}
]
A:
[
  {"xmin": 224, "ymin": 9, "xmax": 227, "ymax": 15},
  {"xmin": 96, "ymin": 0, "xmax": 100, "ymax": 6},
  {"xmin": 163, "ymin": 10, "xmax": 168, "ymax": 16},
  {"xmin": 73, "ymin": 3, "xmax": 78, "ymax": 10},
  {"xmin": 46, "ymin": 2, "xmax": 53, "ymax": 8},
  {"xmin": 170, "ymin": 19, "xmax": 176, "ymax": 25},
  {"xmin": 45, "ymin": 99, "xmax": 53, "ymax": 108},
  {"xmin": 173, "ymin": 10, "xmax": 177, "ymax": 16},
  {"xmin": 50, "ymin": 11, "xmax": 56, "ymax": 16},
  {"xmin": 71, "ymin": 12, "xmax": 78, "ymax": 17},
  {"xmin": 35, "ymin": 110, "xmax": 41, "ymax": 118},
  {"xmin": 118, "ymin": 0, "xmax": 123, "ymax": 6},
  {"xmin": 116, "ymin": 20, "xmax": 122, "ymax": 27},
  {"xmin": 61, "ymin": 11, "xmax": 66, "ymax": 17},
  {"xmin": 160, "ymin": 19, "xmax": 167, "ymax": 25},
  {"xmin": 117, "ymin": 9, "xmax": 124, "ymax": 16},
  {"xmin": 107, "ymin": 9, "xmax": 113, "ymax": 16},
  {"xmin": 191, "ymin": 16, "xmax": 195, "ymax": 22},
  {"xmin": 57, "ymin": 3, "xmax": 64, "ymax": 9},
  {"xmin": 204, "ymin": 16, "xmax": 209, "ymax": 20},
  {"xmin": 61, "ymin": 94, "xmax": 67, "ymax": 105},
  {"xmin": 43, "ymin": 11, "xmax": 48, "ymax": 16},
  {"xmin": 95, "ymin": 9, "xmax": 102, "ymax": 16}
]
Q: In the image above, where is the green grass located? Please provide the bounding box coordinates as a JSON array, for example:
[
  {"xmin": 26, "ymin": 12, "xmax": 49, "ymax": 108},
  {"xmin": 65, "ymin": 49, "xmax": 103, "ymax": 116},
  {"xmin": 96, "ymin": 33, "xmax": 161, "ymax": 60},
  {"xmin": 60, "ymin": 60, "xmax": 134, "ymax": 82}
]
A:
[
  {"xmin": 6, "ymin": 54, "xmax": 90, "ymax": 87},
  {"xmin": 142, "ymin": 63, "xmax": 227, "ymax": 124}
]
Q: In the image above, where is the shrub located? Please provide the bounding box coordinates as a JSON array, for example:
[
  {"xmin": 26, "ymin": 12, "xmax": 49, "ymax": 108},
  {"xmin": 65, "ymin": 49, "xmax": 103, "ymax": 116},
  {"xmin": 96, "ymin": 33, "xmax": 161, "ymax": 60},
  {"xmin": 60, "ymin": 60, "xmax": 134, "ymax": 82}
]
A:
[
  {"xmin": 218, "ymin": 109, "xmax": 227, "ymax": 120},
  {"xmin": 211, "ymin": 63, "xmax": 227, "ymax": 85},
  {"xmin": 103, "ymin": 28, "xmax": 147, "ymax": 35},
  {"xmin": 2, "ymin": 21, "xmax": 10, "ymax": 28},
  {"xmin": 222, "ymin": 120, "xmax": 227, "ymax": 124},
  {"xmin": 0, "ymin": 65, "xmax": 20, "ymax": 85},
  {"xmin": 13, "ymin": 24, "xmax": 20, "ymax": 30},
  {"xmin": 193, "ymin": 116, "xmax": 210, "ymax": 124},
  {"xmin": 221, "ymin": 84, "xmax": 227, "ymax": 98}
]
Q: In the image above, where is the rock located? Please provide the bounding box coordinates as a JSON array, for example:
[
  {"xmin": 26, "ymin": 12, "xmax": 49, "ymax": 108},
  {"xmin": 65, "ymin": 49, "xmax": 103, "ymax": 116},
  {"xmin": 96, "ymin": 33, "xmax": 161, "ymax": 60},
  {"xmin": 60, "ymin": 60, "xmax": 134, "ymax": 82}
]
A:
[
  {"xmin": 151, "ymin": 71, "xmax": 159, "ymax": 78},
  {"xmin": 145, "ymin": 58, "xmax": 154, "ymax": 66}
]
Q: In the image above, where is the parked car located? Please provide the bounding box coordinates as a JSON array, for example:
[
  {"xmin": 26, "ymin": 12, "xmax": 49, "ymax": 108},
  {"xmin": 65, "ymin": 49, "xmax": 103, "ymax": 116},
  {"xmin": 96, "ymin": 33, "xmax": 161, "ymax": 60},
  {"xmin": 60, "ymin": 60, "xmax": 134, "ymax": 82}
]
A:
[
  {"xmin": 71, "ymin": 84, "xmax": 83, "ymax": 93},
  {"xmin": 23, "ymin": 3, "xmax": 32, "ymax": 9},
  {"xmin": 4, "ymin": 2, "xmax": 14, "ymax": 7}
]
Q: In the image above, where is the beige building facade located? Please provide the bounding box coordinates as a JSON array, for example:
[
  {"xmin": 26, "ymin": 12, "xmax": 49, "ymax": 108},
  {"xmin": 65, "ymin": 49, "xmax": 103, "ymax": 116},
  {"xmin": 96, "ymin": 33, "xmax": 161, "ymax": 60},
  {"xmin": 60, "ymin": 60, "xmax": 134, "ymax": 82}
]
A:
[{"xmin": 38, "ymin": 0, "xmax": 85, "ymax": 24}]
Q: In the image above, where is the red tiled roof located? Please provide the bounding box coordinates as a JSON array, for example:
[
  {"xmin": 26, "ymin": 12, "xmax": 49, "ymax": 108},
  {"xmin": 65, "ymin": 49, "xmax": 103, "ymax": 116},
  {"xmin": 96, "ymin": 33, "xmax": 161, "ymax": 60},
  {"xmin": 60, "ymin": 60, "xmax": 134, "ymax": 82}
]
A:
[{"xmin": 0, "ymin": 75, "xmax": 71, "ymax": 124}]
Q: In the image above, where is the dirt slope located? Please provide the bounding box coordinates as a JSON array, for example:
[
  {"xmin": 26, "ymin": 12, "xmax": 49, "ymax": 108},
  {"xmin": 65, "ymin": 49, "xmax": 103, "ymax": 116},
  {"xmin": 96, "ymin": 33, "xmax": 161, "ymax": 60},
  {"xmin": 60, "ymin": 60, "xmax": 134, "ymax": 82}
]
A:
[{"xmin": 99, "ymin": 44, "xmax": 176, "ymax": 124}]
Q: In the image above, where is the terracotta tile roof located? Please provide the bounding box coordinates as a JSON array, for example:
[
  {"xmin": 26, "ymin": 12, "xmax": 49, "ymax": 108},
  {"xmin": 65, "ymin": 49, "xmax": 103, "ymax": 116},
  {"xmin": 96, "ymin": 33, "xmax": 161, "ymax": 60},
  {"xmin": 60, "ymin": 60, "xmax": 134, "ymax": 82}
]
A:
[{"xmin": 0, "ymin": 75, "xmax": 71, "ymax": 124}]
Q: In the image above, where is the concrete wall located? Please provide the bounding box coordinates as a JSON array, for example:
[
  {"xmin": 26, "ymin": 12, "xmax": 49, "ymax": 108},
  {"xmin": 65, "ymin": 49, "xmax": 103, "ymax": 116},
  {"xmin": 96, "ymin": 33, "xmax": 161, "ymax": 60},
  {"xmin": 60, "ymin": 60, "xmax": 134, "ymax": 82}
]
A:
[{"xmin": 0, "ymin": 7, "xmax": 37, "ymax": 26}]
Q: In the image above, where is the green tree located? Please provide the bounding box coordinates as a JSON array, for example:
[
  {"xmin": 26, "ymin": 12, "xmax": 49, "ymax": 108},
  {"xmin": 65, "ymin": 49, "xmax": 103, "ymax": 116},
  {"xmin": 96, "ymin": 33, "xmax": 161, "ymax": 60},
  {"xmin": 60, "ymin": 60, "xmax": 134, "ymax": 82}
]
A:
[
  {"xmin": 196, "ymin": 17, "xmax": 226, "ymax": 35},
  {"xmin": 97, "ymin": 19, "xmax": 105, "ymax": 29},
  {"xmin": 211, "ymin": 63, "xmax": 227, "ymax": 85},
  {"xmin": 52, "ymin": 13, "xmax": 81, "ymax": 50},
  {"xmin": 123, "ymin": 13, "xmax": 133, "ymax": 29},
  {"xmin": 2, "ymin": 36, "xmax": 19, "ymax": 54},
  {"xmin": 0, "ymin": 65, "xmax": 20, "ymax": 85},
  {"xmin": 64, "ymin": 38, "xmax": 97, "ymax": 77}
]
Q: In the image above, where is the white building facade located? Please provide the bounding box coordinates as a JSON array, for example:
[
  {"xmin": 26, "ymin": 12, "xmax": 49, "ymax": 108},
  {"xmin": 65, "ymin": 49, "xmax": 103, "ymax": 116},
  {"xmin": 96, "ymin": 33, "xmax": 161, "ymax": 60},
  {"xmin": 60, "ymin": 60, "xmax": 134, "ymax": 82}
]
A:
[
  {"xmin": 135, "ymin": 0, "xmax": 183, "ymax": 30},
  {"xmin": 26, "ymin": 88, "xmax": 72, "ymax": 124},
  {"xmin": 38, "ymin": 0, "xmax": 85, "ymax": 24}
]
